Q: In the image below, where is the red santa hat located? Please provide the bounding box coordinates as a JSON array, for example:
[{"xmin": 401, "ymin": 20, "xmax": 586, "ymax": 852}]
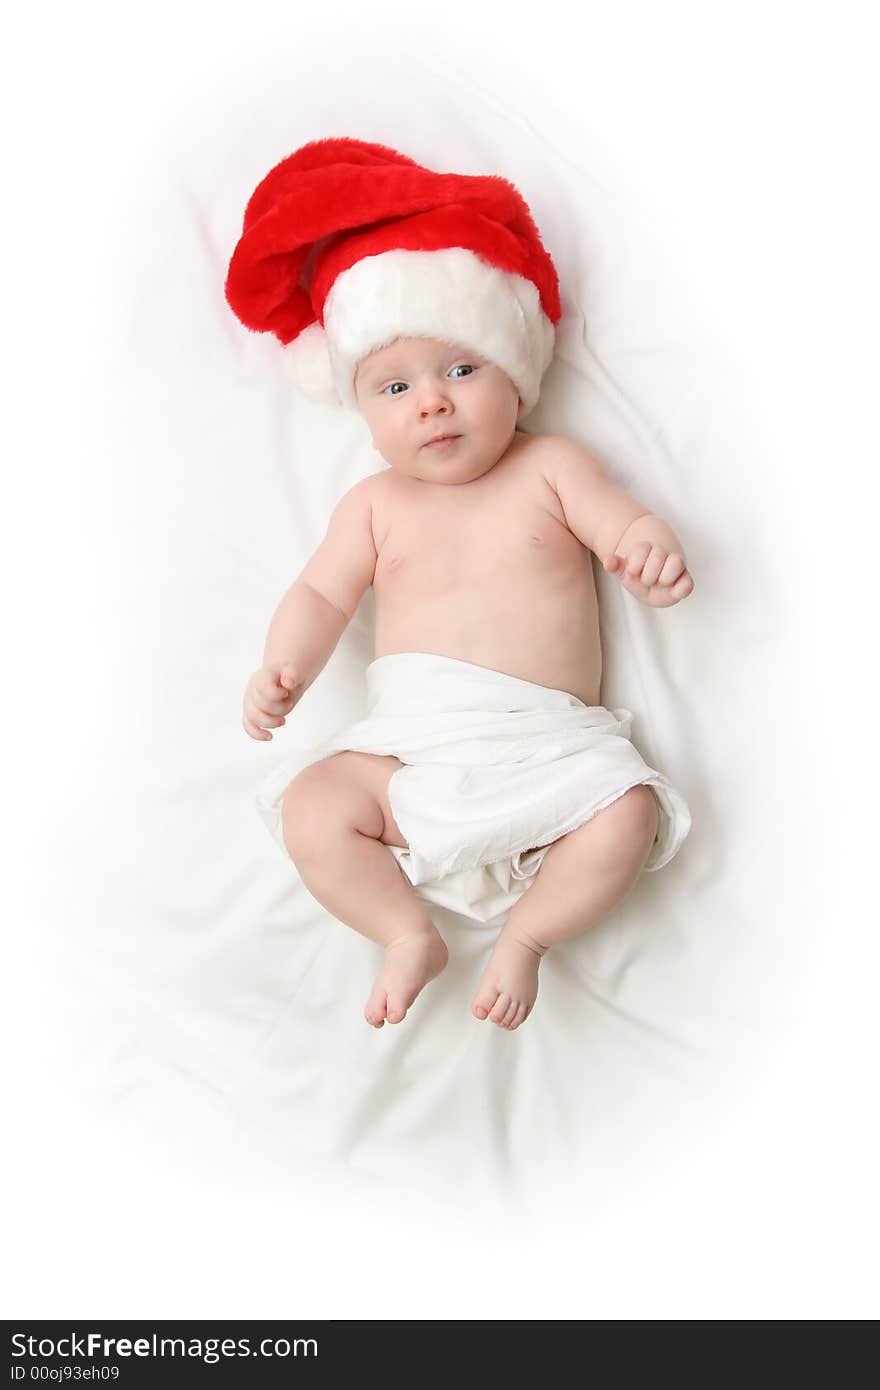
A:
[{"xmin": 225, "ymin": 137, "xmax": 561, "ymax": 417}]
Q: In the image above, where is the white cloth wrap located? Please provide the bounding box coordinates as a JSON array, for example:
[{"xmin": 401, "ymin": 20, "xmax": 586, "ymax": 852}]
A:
[{"xmin": 256, "ymin": 653, "xmax": 691, "ymax": 889}]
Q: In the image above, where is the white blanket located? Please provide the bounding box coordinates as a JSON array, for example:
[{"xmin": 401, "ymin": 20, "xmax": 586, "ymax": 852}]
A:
[{"xmin": 257, "ymin": 652, "xmax": 691, "ymax": 885}]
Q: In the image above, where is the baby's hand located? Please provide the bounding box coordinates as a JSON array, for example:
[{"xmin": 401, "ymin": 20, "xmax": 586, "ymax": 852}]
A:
[
  {"xmin": 602, "ymin": 544, "xmax": 694, "ymax": 608},
  {"xmin": 242, "ymin": 663, "xmax": 304, "ymax": 741}
]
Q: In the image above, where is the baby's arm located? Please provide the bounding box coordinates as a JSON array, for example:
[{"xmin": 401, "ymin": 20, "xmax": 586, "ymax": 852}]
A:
[
  {"xmin": 547, "ymin": 436, "xmax": 694, "ymax": 608},
  {"xmin": 243, "ymin": 479, "xmax": 377, "ymax": 739}
]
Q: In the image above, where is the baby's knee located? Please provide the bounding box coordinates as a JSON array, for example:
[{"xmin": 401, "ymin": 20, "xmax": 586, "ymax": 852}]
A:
[
  {"xmin": 588, "ymin": 783, "xmax": 658, "ymax": 859},
  {"xmin": 281, "ymin": 758, "xmax": 358, "ymax": 861},
  {"xmin": 614, "ymin": 784, "xmax": 660, "ymax": 850}
]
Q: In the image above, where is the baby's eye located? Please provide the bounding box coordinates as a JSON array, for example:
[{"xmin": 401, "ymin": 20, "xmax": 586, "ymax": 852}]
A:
[{"xmin": 382, "ymin": 364, "xmax": 475, "ymax": 396}]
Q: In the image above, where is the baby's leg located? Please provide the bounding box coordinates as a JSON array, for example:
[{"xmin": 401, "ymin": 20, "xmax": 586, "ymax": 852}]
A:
[
  {"xmin": 282, "ymin": 751, "xmax": 448, "ymax": 1028},
  {"xmin": 471, "ymin": 785, "xmax": 660, "ymax": 1031}
]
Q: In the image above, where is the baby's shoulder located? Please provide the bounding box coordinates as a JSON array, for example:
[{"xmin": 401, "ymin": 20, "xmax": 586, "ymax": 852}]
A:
[
  {"xmin": 355, "ymin": 467, "xmax": 396, "ymax": 527},
  {"xmin": 520, "ymin": 429, "xmax": 589, "ymax": 465},
  {"xmin": 332, "ymin": 471, "xmax": 392, "ymax": 522},
  {"xmin": 511, "ymin": 429, "xmax": 590, "ymax": 493},
  {"xmin": 518, "ymin": 430, "xmax": 608, "ymax": 492}
]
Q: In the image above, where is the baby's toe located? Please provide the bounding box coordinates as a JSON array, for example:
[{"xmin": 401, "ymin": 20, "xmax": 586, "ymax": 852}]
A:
[
  {"xmin": 506, "ymin": 1002, "xmax": 529, "ymax": 1031},
  {"xmin": 488, "ymin": 992, "xmax": 512, "ymax": 1026},
  {"xmin": 364, "ymin": 989, "xmax": 388, "ymax": 1028},
  {"xmin": 498, "ymin": 997, "xmax": 521, "ymax": 1028},
  {"xmin": 385, "ymin": 992, "xmax": 409, "ymax": 1024},
  {"xmin": 471, "ymin": 981, "xmax": 501, "ymax": 1021}
]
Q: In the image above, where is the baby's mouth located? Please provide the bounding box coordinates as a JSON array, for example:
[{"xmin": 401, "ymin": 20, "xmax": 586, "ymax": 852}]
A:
[{"xmin": 423, "ymin": 434, "xmax": 462, "ymax": 449}]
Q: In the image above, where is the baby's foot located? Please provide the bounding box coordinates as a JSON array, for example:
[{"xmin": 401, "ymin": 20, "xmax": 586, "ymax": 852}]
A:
[
  {"xmin": 471, "ymin": 932, "xmax": 543, "ymax": 1030},
  {"xmin": 364, "ymin": 927, "xmax": 449, "ymax": 1028}
]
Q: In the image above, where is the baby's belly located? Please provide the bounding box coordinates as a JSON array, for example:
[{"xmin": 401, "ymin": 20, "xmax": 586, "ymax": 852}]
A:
[{"xmin": 374, "ymin": 571, "xmax": 603, "ymax": 706}]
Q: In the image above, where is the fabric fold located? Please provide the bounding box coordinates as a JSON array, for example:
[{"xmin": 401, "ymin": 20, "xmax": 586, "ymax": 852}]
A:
[{"xmin": 256, "ymin": 652, "xmax": 691, "ymax": 886}]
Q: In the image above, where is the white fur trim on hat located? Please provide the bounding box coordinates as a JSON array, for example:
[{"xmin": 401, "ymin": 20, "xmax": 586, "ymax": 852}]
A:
[
  {"xmin": 322, "ymin": 247, "xmax": 555, "ymax": 417},
  {"xmin": 281, "ymin": 319, "xmax": 342, "ymax": 406}
]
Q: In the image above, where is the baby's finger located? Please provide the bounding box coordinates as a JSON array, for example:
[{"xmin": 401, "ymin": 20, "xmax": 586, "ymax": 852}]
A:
[
  {"xmin": 624, "ymin": 542, "xmax": 653, "ymax": 579},
  {"xmin": 256, "ymin": 676, "xmax": 297, "ymax": 710},
  {"xmin": 619, "ymin": 570, "xmax": 651, "ymax": 601},
  {"xmin": 242, "ymin": 713, "xmax": 271, "ymax": 741},
  {"xmin": 278, "ymin": 665, "xmax": 303, "ymax": 692},
  {"xmin": 658, "ymin": 553, "xmax": 686, "ymax": 586},
  {"xmin": 256, "ymin": 670, "xmax": 287, "ymax": 701},
  {"xmin": 252, "ymin": 709, "xmax": 286, "ymax": 729},
  {"xmin": 256, "ymin": 690, "xmax": 291, "ymax": 715},
  {"xmin": 640, "ymin": 546, "xmax": 667, "ymax": 588},
  {"xmin": 649, "ymin": 571, "xmax": 693, "ymax": 606}
]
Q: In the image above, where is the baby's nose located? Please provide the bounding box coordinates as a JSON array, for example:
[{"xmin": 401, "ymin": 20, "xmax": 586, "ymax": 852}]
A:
[{"xmin": 419, "ymin": 392, "xmax": 451, "ymax": 415}]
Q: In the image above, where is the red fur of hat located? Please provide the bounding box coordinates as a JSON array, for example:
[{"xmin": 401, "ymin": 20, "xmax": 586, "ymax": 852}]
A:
[{"xmin": 225, "ymin": 137, "xmax": 561, "ymax": 346}]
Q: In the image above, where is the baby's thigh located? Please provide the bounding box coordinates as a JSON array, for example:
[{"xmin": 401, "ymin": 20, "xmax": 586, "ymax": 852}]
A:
[{"xmin": 281, "ymin": 751, "xmax": 409, "ymax": 856}]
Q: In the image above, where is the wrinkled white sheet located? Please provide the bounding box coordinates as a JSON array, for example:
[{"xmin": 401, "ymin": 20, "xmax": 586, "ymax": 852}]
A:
[
  {"xmin": 12, "ymin": 4, "xmax": 875, "ymax": 1320},
  {"xmin": 88, "ymin": 75, "xmax": 796, "ymax": 1188},
  {"xmin": 71, "ymin": 83, "xmax": 807, "ymax": 1178}
]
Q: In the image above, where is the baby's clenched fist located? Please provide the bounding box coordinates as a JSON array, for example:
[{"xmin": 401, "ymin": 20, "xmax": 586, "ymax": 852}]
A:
[
  {"xmin": 242, "ymin": 663, "xmax": 304, "ymax": 741},
  {"xmin": 603, "ymin": 543, "xmax": 694, "ymax": 608}
]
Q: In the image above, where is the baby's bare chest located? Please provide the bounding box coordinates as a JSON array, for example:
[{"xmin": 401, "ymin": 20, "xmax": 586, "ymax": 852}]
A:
[
  {"xmin": 373, "ymin": 474, "xmax": 588, "ymax": 601},
  {"xmin": 367, "ymin": 446, "xmax": 603, "ymax": 699}
]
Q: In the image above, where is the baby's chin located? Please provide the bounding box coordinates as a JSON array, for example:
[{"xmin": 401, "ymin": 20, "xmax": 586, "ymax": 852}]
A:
[
  {"xmin": 407, "ymin": 455, "xmax": 499, "ymax": 485},
  {"xmin": 384, "ymin": 441, "xmax": 505, "ymax": 482}
]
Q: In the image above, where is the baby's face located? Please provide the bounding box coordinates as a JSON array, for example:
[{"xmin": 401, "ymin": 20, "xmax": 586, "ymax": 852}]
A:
[{"xmin": 353, "ymin": 337, "xmax": 522, "ymax": 484}]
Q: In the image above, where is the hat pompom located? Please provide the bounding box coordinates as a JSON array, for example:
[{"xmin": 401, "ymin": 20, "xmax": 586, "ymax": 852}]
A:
[{"xmin": 280, "ymin": 321, "xmax": 341, "ymax": 406}]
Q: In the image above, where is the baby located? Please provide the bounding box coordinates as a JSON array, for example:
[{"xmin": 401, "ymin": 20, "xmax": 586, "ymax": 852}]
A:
[
  {"xmin": 227, "ymin": 136, "xmax": 693, "ymax": 1033},
  {"xmin": 242, "ymin": 336, "xmax": 693, "ymax": 1030}
]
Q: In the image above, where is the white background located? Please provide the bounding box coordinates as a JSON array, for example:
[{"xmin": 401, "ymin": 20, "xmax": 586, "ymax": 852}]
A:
[{"xmin": 3, "ymin": 0, "xmax": 877, "ymax": 1318}]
